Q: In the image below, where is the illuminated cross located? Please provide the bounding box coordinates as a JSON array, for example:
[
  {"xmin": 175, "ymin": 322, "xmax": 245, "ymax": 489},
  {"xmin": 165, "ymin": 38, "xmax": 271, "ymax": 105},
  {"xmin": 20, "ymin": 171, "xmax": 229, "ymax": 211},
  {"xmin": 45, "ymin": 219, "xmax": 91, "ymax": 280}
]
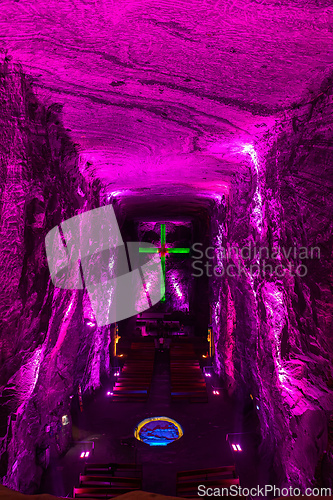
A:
[{"xmin": 139, "ymin": 224, "xmax": 190, "ymax": 302}]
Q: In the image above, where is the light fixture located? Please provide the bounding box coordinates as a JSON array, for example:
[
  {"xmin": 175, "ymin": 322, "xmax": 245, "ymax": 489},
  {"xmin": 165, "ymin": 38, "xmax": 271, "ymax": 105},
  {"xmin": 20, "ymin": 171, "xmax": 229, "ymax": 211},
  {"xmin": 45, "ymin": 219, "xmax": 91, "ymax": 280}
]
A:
[
  {"xmin": 106, "ymin": 391, "xmax": 113, "ymax": 396},
  {"xmin": 213, "ymin": 390, "xmax": 220, "ymax": 395},
  {"xmin": 231, "ymin": 443, "xmax": 242, "ymax": 452},
  {"xmin": 204, "ymin": 373, "xmax": 212, "ymax": 377},
  {"xmin": 62, "ymin": 415, "xmax": 69, "ymax": 426},
  {"xmin": 86, "ymin": 320, "xmax": 96, "ymax": 327}
]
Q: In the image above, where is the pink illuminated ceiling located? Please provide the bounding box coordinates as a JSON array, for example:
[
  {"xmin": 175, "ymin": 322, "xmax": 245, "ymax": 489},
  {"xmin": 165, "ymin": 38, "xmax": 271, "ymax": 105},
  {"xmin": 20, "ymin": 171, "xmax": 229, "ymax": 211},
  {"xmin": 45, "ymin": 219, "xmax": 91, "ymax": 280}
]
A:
[{"xmin": 1, "ymin": 0, "xmax": 333, "ymax": 197}]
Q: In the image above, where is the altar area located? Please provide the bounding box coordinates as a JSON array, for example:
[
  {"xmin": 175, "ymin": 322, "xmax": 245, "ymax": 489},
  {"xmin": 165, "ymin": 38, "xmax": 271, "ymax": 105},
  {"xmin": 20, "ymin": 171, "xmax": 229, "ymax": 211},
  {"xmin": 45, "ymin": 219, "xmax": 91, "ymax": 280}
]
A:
[{"xmin": 135, "ymin": 312, "xmax": 193, "ymax": 338}]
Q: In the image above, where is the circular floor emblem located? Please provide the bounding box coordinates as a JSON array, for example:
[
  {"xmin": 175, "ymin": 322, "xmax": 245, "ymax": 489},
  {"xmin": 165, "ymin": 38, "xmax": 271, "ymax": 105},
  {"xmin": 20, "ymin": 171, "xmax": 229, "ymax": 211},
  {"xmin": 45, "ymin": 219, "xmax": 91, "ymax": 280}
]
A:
[{"xmin": 134, "ymin": 416, "xmax": 183, "ymax": 446}]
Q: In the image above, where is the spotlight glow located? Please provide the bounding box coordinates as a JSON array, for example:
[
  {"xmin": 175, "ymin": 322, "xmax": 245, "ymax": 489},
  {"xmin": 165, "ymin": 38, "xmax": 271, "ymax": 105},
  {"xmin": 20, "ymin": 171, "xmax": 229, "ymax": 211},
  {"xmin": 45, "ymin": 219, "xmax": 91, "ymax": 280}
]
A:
[{"xmin": 62, "ymin": 415, "xmax": 69, "ymax": 426}]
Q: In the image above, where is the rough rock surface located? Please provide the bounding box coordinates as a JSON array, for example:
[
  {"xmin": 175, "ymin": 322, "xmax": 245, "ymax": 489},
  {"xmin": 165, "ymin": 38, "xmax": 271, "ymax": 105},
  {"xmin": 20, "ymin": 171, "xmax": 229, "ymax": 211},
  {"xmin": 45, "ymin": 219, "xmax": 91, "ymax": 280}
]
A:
[
  {"xmin": 211, "ymin": 79, "xmax": 333, "ymax": 489},
  {"xmin": 0, "ymin": 65, "xmax": 111, "ymax": 493},
  {"xmin": 1, "ymin": 0, "xmax": 332, "ymax": 195}
]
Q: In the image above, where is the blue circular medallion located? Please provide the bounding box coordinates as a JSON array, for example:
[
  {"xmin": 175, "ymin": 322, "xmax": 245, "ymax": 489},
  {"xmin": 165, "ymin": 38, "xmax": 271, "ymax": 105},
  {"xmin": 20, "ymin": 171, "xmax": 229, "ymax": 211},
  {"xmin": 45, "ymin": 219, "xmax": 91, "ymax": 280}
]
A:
[{"xmin": 134, "ymin": 417, "xmax": 183, "ymax": 447}]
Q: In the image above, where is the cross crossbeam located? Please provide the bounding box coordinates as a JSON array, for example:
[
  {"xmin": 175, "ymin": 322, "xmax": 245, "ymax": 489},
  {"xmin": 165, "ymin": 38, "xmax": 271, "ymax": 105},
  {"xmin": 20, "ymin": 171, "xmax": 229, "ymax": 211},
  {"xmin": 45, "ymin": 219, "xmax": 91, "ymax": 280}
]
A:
[{"xmin": 139, "ymin": 224, "xmax": 190, "ymax": 302}]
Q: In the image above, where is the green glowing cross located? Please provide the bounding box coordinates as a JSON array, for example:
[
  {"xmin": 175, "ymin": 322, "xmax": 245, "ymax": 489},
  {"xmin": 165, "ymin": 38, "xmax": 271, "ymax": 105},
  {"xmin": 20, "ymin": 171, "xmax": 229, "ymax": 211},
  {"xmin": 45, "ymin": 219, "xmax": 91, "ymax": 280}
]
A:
[{"xmin": 139, "ymin": 224, "xmax": 190, "ymax": 302}]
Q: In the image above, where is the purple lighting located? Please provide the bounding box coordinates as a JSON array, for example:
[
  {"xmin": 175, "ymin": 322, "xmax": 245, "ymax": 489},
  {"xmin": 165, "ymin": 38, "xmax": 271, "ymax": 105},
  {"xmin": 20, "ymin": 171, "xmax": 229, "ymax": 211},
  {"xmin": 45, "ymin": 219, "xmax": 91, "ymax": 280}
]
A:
[
  {"xmin": 225, "ymin": 285, "xmax": 236, "ymax": 385},
  {"xmin": 242, "ymin": 144, "xmax": 263, "ymax": 233},
  {"xmin": 0, "ymin": 3, "xmax": 331, "ymax": 492},
  {"xmin": 170, "ymin": 273, "xmax": 183, "ymax": 299}
]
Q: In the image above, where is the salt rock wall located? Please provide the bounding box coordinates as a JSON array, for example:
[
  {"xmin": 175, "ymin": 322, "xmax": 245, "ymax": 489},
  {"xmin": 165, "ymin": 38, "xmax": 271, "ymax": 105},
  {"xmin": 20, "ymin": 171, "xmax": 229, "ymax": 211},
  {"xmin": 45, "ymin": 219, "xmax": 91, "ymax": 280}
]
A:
[
  {"xmin": 213, "ymin": 77, "xmax": 333, "ymax": 488},
  {"xmin": 0, "ymin": 64, "xmax": 110, "ymax": 493}
]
